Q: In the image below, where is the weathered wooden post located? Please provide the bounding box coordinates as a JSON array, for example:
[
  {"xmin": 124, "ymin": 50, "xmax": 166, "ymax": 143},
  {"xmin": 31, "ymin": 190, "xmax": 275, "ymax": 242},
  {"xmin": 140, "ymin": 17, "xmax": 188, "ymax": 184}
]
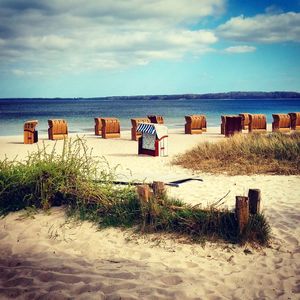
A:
[
  {"xmin": 137, "ymin": 184, "xmax": 151, "ymax": 203},
  {"xmin": 235, "ymin": 196, "xmax": 249, "ymax": 234},
  {"xmin": 152, "ymin": 181, "xmax": 165, "ymax": 199},
  {"xmin": 248, "ymin": 189, "xmax": 261, "ymax": 215}
]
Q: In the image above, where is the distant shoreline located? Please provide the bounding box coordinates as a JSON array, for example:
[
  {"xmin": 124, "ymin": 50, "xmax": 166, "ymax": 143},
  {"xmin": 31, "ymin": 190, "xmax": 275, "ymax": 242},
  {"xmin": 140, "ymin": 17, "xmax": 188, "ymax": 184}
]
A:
[{"xmin": 1, "ymin": 91, "xmax": 300, "ymax": 100}]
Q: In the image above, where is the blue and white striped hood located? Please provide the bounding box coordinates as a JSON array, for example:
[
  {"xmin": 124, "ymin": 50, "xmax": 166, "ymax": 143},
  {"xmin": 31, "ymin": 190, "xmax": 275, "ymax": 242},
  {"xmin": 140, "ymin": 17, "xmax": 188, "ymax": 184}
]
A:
[{"xmin": 137, "ymin": 123, "xmax": 168, "ymax": 139}]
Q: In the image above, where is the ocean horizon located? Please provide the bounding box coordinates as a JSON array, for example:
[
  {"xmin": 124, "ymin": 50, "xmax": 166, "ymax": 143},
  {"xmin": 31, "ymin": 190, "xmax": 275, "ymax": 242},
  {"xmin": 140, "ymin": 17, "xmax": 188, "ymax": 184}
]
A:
[{"xmin": 1, "ymin": 97, "xmax": 300, "ymax": 136}]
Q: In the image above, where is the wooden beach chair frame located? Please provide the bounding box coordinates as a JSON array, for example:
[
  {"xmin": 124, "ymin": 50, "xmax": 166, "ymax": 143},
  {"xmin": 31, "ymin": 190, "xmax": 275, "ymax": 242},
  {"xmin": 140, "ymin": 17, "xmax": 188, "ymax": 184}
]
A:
[
  {"xmin": 147, "ymin": 115, "xmax": 164, "ymax": 124},
  {"xmin": 101, "ymin": 118, "xmax": 120, "ymax": 139},
  {"xmin": 131, "ymin": 118, "xmax": 150, "ymax": 141},
  {"xmin": 239, "ymin": 113, "xmax": 250, "ymax": 130},
  {"xmin": 288, "ymin": 112, "xmax": 300, "ymax": 131},
  {"xmin": 184, "ymin": 115, "xmax": 206, "ymax": 134},
  {"xmin": 24, "ymin": 120, "xmax": 38, "ymax": 144},
  {"xmin": 48, "ymin": 119, "xmax": 68, "ymax": 140},
  {"xmin": 272, "ymin": 114, "xmax": 291, "ymax": 133},
  {"xmin": 248, "ymin": 114, "xmax": 267, "ymax": 133}
]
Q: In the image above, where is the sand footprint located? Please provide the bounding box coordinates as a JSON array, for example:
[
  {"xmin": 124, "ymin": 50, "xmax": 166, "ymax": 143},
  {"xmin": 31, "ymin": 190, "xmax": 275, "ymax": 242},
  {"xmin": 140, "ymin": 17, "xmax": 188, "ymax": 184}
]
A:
[{"xmin": 161, "ymin": 275, "xmax": 183, "ymax": 285}]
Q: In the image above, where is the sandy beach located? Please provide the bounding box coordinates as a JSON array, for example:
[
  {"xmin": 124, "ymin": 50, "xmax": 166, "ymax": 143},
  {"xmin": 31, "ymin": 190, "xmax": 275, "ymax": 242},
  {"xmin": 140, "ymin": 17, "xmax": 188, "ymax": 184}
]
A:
[{"xmin": 0, "ymin": 126, "xmax": 299, "ymax": 299}]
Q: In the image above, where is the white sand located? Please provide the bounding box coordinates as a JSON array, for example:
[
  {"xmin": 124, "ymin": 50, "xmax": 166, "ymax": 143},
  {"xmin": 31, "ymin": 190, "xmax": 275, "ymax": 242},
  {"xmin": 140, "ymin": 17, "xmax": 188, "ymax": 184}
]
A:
[{"xmin": 0, "ymin": 127, "xmax": 299, "ymax": 299}]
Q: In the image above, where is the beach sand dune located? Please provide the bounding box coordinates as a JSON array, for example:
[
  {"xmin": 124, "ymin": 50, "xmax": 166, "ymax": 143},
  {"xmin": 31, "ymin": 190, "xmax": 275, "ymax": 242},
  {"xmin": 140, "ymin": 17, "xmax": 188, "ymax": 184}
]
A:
[{"xmin": 0, "ymin": 127, "xmax": 299, "ymax": 299}]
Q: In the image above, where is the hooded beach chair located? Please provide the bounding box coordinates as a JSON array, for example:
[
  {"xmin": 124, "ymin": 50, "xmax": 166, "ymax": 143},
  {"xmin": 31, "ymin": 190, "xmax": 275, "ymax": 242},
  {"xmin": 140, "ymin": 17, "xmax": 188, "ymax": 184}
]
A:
[
  {"xmin": 101, "ymin": 118, "xmax": 120, "ymax": 138},
  {"xmin": 48, "ymin": 119, "xmax": 68, "ymax": 140},
  {"xmin": 24, "ymin": 120, "xmax": 38, "ymax": 144},
  {"xmin": 94, "ymin": 117, "xmax": 102, "ymax": 136},
  {"xmin": 288, "ymin": 112, "xmax": 300, "ymax": 131},
  {"xmin": 185, "ymin": 115, "xmax": 207, "ymax": 134},
  {"xmin": 239, "ymin": 113, "xmax": 250, "ymax": 130},
  {"xmin": 248, "ymin": 114, "xmax": 267, "ymax": 133},
  {"xmin": 131, "ymin": 118, "xmax": 150, "ymax": 141},
  {"xmin": 272, "ymin": 114, "xmax": 291, "ymax": 133},
  {"xmin": 222, "ymin": 115, "xmax": 242, "ymax": 137},
  {"xmin": 137, "ymin": 123, "xmax": 168, "ymax": 156},
  {"xmin": 147, "ymin": 115, "xmax": 164, "ymax": 124}
]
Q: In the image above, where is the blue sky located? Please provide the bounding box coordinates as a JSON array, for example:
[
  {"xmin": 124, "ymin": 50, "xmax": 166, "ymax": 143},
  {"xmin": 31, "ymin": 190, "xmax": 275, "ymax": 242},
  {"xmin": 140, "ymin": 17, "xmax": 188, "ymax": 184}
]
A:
[{"xmin": 0, "ymin": 0, "xmax": 299, "ymax": 98}]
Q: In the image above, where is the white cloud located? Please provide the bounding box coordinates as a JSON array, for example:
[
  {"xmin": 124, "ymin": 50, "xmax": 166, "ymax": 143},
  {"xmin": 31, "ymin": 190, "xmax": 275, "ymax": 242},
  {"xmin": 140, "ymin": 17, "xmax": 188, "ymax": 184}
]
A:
[
  {"xmin": 0, "ymin": 0, "xmax": 224, "ymax": 74},
  {"xmin": 224, "ymin": 45, "xmax": 256, "ymax": 53},
  {"xmin": 217, "ymin": 12, "xmax": 300, "ymax": 43}
]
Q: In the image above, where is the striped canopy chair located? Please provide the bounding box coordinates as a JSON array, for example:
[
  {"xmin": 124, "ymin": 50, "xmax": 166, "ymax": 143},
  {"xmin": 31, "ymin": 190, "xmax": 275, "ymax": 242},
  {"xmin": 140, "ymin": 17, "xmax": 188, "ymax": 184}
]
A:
[{"xmin": 137, "ymin": 123, "xmax": 168, "ymax": 156}]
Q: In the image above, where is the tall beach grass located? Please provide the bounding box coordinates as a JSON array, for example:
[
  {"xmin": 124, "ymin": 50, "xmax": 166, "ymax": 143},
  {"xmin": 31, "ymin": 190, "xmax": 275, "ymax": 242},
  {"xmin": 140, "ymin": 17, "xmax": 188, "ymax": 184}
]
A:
[
  {"xmin": 173, "ymin": 132, "xmax": 300, "ymax": 175},
  {"xmin": 0, "ymin": 138, "xmax": 271, "ymax": 245}
]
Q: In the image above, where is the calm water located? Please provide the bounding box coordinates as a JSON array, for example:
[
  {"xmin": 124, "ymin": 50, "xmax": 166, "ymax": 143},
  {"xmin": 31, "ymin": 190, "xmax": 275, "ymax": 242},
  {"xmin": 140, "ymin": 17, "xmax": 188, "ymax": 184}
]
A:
[{"xmin": 0, "ymin": 98, "xmax": 300, "ymax": 136}]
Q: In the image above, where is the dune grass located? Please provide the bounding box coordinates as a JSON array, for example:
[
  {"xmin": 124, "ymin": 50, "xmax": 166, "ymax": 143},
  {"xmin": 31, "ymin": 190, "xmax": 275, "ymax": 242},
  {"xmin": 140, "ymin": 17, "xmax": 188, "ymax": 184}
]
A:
[
  {"xmin": 173, "ymin": 132, "xmax": 300, "ymax": 175},
  {"xmin": 0, "ymin": 138, "xmax": 270, "ymax": 245}
]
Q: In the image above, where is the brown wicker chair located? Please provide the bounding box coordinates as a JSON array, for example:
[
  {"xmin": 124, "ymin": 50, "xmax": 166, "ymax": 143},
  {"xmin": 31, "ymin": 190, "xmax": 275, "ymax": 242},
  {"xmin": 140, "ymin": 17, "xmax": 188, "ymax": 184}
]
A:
[
  {"xmin": 48, "ymin": 119, "xmax": 68, "ymax": 140},
  {"xmin": 24, "ymin": 120, "xmax": 38, "ymax": 144},
  {"xmin": 131, "ymin": 118, "xmax": 150, "ymax": 141},
  {"xmin": 185, "ymin": 115, "xmax": 206, "ymax": 134},
  {"xmin": 223, "ymin": 115, "xmax": 242, "ymax": 137},
  {"xmin": 221, "ymin": 115, "xmax": 226, "ymax": 134},
  {"xmin": 94, "ymin": 118, "xmax": 102, "ymax": 136},
  {"xmin": 288, "ymin": 112, "xmax": 300, "ymax": 131},
  {"xmin": 272, "ymin": 114, "xmax": 291, "ymax": 132},
  {"xmin": 147, "ymin": 115, "xmax": 164, "ymax": 124},
  {"xmin": 248, "ymin": 114, "xmax": 267, "ymax": 133},
  {"xmin": 239, "ymin": 113, "xmax": 250, "ymax": 130},
  {"xmin": 101, "ymin": 118, "xmax": 120, "ymax": 139}
]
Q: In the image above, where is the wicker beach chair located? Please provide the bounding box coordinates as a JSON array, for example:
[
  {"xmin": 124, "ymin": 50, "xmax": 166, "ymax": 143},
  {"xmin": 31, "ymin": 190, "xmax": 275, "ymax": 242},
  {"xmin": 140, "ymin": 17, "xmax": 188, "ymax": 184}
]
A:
[
  {"xmin": 239, "ymin": 113, "xmax": 250, "ymax": 130},
  {"xmin": 185, "ymin": 115, "xmax": 206, "ymax": 134},
  {"xmin": 248, "ymin": 114, "xmax": 267, "ymax": 133},
  {"xmin": 48, "ymin": 119, "xmax": 68, "ymax": 140},
  {"xmin": 221, "ymin": 115, "xmax": 226, "ymax": 134},
  {"xmin": 131, "ymin": 118, "xmax": 150, "ymax": 141},
  {"xmin": 101, "ymin": 118, "xmax": 120, "ymax": 139},
  {"xmin": 288, "ymin": 112, "xmax": 300, "ymax": 131},
  {"xmin": 272, "ymin": 114, "xmax": 291, "ymax": 133},
  {"xmin": 24, "ymin": 120, "xmax": 38, "ymax": 144},
  {"xmin": 147, "ymin": 115, "xmax": 164, "ymax": 124},
  {"xmin": 94, "ymin": 117, "xmax": 102, "ymax": 136},
  {"xmin": 223, "ymin": 115, "xmax": 242, "ymax": 137}
]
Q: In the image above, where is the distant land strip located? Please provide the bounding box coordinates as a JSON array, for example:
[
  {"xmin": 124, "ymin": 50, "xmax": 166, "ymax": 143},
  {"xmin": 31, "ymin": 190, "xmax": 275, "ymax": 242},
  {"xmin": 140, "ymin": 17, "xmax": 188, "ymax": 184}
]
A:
[{"xmin": 3, "ymin": 91, "xmax": 300, "ymax": 100}]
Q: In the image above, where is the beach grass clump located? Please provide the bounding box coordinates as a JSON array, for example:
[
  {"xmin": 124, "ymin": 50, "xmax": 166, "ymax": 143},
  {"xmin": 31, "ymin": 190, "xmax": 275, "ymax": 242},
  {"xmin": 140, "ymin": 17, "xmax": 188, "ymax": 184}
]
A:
[
  {"xmin": 139, "ymin": 197, "xmax": 270, "ymax": 245},
  {"xmin": 0, "ymin": 138, "xmax": 130, "ymax": 215},
  {"xmin": 173, "ymin": 132, "xmax": 300, "ymax": 175},
  {"xmin": 0, "ymin": 138, "xmax": 271, "ymax": 245}
]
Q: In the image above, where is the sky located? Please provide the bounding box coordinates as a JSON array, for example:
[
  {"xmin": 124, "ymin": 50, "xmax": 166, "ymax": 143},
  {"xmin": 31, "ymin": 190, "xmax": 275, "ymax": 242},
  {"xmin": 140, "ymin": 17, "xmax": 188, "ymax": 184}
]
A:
[{"xmin": 0, "ymin": 0, "xmax": 299, "ymax": 98}]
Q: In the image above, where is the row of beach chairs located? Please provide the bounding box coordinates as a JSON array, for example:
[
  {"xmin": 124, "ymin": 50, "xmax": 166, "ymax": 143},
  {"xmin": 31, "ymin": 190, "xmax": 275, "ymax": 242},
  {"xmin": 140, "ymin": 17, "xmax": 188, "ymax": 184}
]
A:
[{"xmin": 23, "ymin": 113, "xmax": 300, "ymax": 144}]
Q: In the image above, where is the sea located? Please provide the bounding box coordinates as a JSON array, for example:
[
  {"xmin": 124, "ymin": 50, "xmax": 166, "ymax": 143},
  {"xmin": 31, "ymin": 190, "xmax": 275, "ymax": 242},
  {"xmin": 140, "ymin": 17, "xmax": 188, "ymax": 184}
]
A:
[{"xmin": 0, "ymin": 98, "xmax": 300, "ymax": 136}]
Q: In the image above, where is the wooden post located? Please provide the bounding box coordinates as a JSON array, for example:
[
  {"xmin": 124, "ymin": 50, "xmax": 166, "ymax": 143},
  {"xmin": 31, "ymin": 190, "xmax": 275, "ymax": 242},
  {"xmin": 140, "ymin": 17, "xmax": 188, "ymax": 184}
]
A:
[
  {"xmin": 248, "ymin": 189, "xmax": 261, "ymax": 215},
  {"xmin": 235, "ymin": 196, "xmax": 249, "ymax": 234},
  {"xmin": 152, "ymin": 181, "xmax": 165, "ymax": 198},
  {"xmin": 137, "ymin": 185, "xmax": 150, "ymax": 203}
]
